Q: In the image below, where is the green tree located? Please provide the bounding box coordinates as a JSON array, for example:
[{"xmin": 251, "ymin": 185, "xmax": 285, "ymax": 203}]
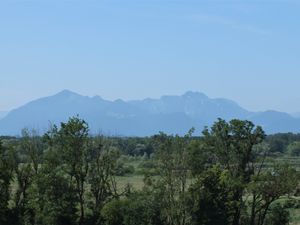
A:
[
  {"xmin": 247, "ymin": 164, "xmax": 298, "ymax": 225},
  {"xmin": 10, "ymin": 129, "xmax": 45, "ymax": 225},
  {"xmin": 187, "ymin": 138, "xmax": 211, "ymax": 176},
  {"xmin": 188, "ymin": 166, "xmax": 236, "ymax": 225},
  {"xmin": 101, "ymin": 199, "xmax": 127, "ymax": 225},
  {"xmin": 202, "ymin": 119, "xmax": 265, "ymax": 225},
  {"xmin": 26, "ymin": 144, "xmax": 77, "ymax": 225},
  {"xmin": 287, "ymin": 141, "xmax": 300, "ymax": 156},
  {"xmin": 152, "ymin": 129, "xmax": 194, "ymax": 225},
  {"xmin": 21, "ymin": 128, "xmax": 44, "ymax": 175},
  {"xmin": 13, "ymin": 154, "xmax": 35, "ymax": 225},
  {"xmin": 264, "ymin": 204, "xmax": 289, "ymax": 225},
  {"xmin": 101, "ymin": 189, "xmax": 164, "ymax": 225},
  {"xmin": 88, "ymin": 136, "xmax": 120, "ymax": 222},
  {"xmin": 0, "ymin": 140, "xmax": 15, "ymax": 224},
  {"xmin": 51, "ymin": 116, "xmax": 90, "ymax": 225}
]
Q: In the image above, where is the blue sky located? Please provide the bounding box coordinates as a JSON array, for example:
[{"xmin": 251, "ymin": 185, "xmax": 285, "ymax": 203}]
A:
[{"xmin": 0, "ymin": 0, "xmax": 300, "ymax": 113}]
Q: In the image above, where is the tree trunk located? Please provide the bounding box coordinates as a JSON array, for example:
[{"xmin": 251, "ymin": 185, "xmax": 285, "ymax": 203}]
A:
[
  {"xmin": 250, "ymin": 194, "xmax": 257, "ymax": 225},
  {"xmin": 77, "ymin": 178, "xmax": 85, "ymax": 225},
  {"xmin": 232, "ymin": 190, "xmax": 243, "ymax": 225}
]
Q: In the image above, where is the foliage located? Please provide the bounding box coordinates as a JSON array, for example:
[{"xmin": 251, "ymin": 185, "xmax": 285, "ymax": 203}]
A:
[
  {"xmin": 0, "ymin": 140, "xmax": 15, "ymax": 224},
  {"xmin": 202, "ymin": 119, "xmax": 266, "ymax": 225},
  {"xmin": 188, "ymin": 166, "xmax": 236, "ymax": 225},
  {"xmin": 266, "ymin": 133, "xmax": 300, "ymax": 154},
  {"xmin": 264, "ymin": 204, "xmax": 289, "ymax": 225},
  {"xmin": 88, "ymin": 136, "xmax": 120, "ymax": 222},
  {"xmin": 152, "ymin": 129, "xmax": 194, "ymax": 225},
  {"xmin": 287, "ymin": 141, "xmax": 300, "ymax": 156},
  {"xmin": 0, "ymin": 118, "xmax": 299, "ymax": 225},
  {"xmin": 247, "ymin": 164, "xmax": 299, "ymax": 225},
  {"xmin": 101, "ymin": 189, "xmax": 164, "ymax": 225}
]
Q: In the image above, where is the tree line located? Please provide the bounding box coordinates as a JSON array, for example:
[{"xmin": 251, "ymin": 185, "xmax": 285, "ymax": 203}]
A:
[{"xmin": 0, "ymin": 116, "xmax": 299, "ymax": 225}]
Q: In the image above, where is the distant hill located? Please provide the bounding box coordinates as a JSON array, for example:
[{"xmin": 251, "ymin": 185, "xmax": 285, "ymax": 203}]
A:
[{"xmin": 0, "ymin": 90, "xmax": 300, "ymax": 136}]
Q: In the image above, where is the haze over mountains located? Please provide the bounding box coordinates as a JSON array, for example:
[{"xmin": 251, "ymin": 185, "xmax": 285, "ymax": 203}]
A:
[
  {"xmin": 292, "ymin": 112, "xmax": 300, "ymax": 118},
  {"xmin": 0, "ymin": 111, "xmax": 8, "ymax": 120},
  {"xmin": 0, "ymin": 90, "xmax": 300, "ymax": 136}
]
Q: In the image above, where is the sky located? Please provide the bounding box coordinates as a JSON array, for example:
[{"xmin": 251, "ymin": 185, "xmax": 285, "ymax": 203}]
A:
[{"xmin": 0, "ymin": 0, "xmax": 300, "ymax": 113}]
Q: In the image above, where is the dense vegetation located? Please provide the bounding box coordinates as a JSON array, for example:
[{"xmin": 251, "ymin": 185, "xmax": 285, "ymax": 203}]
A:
[{"xmin": 1, "ymin": 116, "xmax": 300, "ymax": 225}]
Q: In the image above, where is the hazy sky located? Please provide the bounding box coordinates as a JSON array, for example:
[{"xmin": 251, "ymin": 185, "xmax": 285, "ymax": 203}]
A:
[{"xmin": 1, "ymin": 0, "xmax": 300, "ymax": 113}]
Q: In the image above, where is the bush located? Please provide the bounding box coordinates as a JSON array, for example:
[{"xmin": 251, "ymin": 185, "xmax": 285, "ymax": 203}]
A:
[
  {"xmin": 101, "ymin": 199, "xmax": 128, "ymax": 225},
  {"xmin": 265, "ymin": 203, "xmax": 289, "ymax": 225},
  {"xmin": 101, "ymin": 191, "xmax": 164, "ymax": 225},
  {"xmin": 287, "ymin": 141, "xmax": 300, "ymax": 156}
]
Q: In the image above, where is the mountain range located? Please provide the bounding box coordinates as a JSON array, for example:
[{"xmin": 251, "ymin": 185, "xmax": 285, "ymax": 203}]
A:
[{"xmin": 1, "ymin": 90, "xmax": 300, "ymax": 136}]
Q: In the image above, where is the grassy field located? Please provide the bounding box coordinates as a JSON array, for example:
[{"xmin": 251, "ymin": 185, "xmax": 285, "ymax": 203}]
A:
[{"xmin": 116, "ymin": 175, "xmax": 145, "ymax": 191}]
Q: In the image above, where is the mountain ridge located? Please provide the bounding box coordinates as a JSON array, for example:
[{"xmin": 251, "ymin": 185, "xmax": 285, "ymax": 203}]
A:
[{"xmin": 1, "ymin": 90, "xmax": 299, "ymax": 136}]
